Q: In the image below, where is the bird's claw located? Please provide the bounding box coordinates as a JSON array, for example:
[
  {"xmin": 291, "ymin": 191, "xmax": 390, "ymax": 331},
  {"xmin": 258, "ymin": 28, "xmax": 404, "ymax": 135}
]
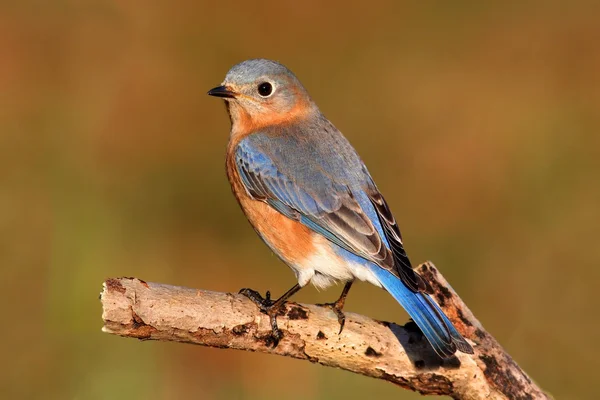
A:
[
  {"xmin": 239, "ymin": 288, "xmax": 275, "ymax": 312},
  {"xmin": 239, "ymin": 288, "xmax": 285, "ymax": 347},
  {"xmin": 316, "ymin": 301, "xmax": 347, "ymax": 334}
]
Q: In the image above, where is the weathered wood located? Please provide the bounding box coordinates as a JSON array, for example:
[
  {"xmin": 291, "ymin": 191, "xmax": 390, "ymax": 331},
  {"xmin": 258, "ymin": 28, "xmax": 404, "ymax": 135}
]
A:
[{"xmin": 100, "ymin": 262, "xmax": 549, "ymax": 399}]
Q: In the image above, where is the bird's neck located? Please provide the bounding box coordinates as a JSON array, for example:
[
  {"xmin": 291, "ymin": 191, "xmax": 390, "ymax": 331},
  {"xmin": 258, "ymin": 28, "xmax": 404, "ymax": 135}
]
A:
[{"xmin": 227, "ymin": 100, "xmax": 318, "ymax": 144}]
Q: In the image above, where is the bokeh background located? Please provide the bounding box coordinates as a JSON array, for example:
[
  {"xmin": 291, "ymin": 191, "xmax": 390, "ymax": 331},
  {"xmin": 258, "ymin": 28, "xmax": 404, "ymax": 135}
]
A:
[{"xmin": 2, "ymin": 1, "xmax": 599, "ymax": 399}]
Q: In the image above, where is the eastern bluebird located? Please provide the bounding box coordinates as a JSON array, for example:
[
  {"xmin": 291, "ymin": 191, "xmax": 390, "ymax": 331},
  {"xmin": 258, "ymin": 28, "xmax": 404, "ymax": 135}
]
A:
[{"xmin": 208, "ymin": 59, "xmax": 473, "ymax": 358}]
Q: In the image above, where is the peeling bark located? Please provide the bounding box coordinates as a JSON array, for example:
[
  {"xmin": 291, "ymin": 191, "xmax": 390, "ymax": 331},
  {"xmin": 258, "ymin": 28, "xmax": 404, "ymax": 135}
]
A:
[{"xmin": 100, "ymin": 262, "xmax": 549, "ymax": 399}]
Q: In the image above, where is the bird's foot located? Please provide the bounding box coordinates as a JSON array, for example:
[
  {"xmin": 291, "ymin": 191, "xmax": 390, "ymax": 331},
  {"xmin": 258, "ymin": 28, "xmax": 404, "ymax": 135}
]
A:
[
  {"xmin": 316, "ymin": 301, "xmax": 347, "ymax": 334},
  {"xmin": 238, "ymin": 288, "xmax": 277, "ymax": 312},
  {"xmin": 239, "ymin": 288, "xmax": 285, "ymax": 346}
]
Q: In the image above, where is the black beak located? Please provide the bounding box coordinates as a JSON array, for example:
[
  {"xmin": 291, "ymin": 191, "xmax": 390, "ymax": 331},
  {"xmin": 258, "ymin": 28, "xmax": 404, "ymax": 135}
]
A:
[{"xmin": 207, "ymin": 85, "xmax": 237, "ymax": 99}]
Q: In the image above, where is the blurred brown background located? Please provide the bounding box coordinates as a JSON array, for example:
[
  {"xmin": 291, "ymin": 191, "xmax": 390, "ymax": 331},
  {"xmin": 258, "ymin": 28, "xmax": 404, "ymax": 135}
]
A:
[{"xmin": 2, "ymin": 1, "xmax": 599, "ymax": 399}]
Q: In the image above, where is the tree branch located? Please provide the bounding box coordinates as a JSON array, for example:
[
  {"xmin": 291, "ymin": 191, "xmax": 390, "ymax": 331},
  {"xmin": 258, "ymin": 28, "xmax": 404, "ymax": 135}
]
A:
[{"xmin": 100, "ymin": 262, "xmax": 549, "ymax": 399}]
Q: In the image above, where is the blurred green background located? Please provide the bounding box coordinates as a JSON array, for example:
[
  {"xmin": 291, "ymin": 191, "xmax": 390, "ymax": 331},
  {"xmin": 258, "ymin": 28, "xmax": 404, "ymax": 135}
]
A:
[{"xmin": 1, "ymin": 1, "xmax": 599, "ymax": 399}]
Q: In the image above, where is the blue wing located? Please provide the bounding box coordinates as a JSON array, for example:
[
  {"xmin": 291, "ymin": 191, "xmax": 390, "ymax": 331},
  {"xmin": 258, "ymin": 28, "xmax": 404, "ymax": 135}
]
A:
[
  {"xmin": 235, "ymin": 130, "xmax": 427, "ymax": 292},
  {"xmin": 235, "ymin": 128, "xmax": 473, "ymax": 357}
]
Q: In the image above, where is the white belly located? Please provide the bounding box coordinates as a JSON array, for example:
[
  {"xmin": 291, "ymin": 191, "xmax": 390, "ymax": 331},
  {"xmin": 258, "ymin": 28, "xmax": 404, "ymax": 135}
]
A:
[{"xmin": 293, "ymin": 233, "xmax": 383, "ymax": 290}]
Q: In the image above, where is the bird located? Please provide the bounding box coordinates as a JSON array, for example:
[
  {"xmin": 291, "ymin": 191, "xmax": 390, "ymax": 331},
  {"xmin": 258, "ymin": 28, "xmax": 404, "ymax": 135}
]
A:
[{"xmin": 207, "ymin": 59, "xmax": 473, "ymax": 358}]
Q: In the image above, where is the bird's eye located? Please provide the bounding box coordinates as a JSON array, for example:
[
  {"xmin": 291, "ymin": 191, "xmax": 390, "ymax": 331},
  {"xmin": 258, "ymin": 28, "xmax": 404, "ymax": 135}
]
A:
[{"xmin": 257, "ymin": 82, "xmax": 273, "ymax": 97}]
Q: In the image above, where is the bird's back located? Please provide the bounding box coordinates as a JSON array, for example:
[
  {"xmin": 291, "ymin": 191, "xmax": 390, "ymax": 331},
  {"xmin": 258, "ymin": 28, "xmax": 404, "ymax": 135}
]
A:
[
  {"xmin": 246, "ymin": 114, "xmax": 371, "ymax": 194},
  {"xmin": 229, "ymin": 112, "xmax": 397, "ymax": 262}
]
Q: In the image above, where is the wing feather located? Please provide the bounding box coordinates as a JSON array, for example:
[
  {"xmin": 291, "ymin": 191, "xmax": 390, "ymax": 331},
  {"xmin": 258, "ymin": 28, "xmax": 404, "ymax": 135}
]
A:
[{"xmin": 236, "ymin": 134, "xmax": 428, "ymax": 293}]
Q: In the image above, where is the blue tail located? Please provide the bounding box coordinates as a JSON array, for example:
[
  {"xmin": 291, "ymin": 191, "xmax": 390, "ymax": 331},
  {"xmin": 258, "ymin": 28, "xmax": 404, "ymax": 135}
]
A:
[{"xmin": 369, "ymin": 266, "xmax": 473, "ymax": 358}]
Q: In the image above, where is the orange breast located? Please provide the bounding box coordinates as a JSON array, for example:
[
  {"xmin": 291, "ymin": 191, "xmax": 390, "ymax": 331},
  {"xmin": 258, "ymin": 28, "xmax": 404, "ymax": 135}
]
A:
[{"xmin": 226, "ymin": 147, "xmax": 315, "ymax": 266}]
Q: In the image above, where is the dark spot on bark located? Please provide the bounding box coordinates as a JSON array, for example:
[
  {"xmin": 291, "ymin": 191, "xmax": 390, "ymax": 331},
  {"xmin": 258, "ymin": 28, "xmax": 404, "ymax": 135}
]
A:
[
  {"xmin": 131, "ymin": 310, "xmax": 144, "ymax": 328},
  {"xmin": 365, "ymin": 346, "xmax": 382, "ymax": 357},
  {"xmin": 480, "ymin": 354, "xmax": 533, "ymax": 399},
  {"xmin": 105, "ymin": 279, "xmax": 125, "ymax": 294},
  {"xmin": 434, "ymin": 284, "xmax": 452, "ymax": 306},
  {"xmin": 232, "ymin": 323, "xmax": 251, "ymax": 335},
  {"xmin": 456, "ymin": 307, "xmax": 472, "ymax": 327},
  {"xmin": 138, "ymin": 279, "xmax": 149, "ymax": 289},
  {"xmin": 130, "ymin": 310, "xmax": 155, "ymax": 339},
  {"xmin": 436, "ymin": 293, "xmax": 446, "ymax": 306},
  {"xmin": 415, "ymin": 360, "xmax": 425, "ymax": 369},
  {"xmin": 420, "ymin": 374, "xmax": 453, "ymax": 395},
  {"xmin": 421, "ymin": 263, "xmax": 440, "ymax": 279},
  {"xmin": 316, "ymin": 331, "xmax": 327, "ymax": 340},
  {"xmin": 378, "ymin": 370, "xmax": 453, "ymax": 396},
  {"xmin": 286, "ymin": 305, "xmax": 308, "ymax": 320},
  {"xmin": 480, "ymin": 354, "xmax": 497, "ymax": 372},
  {"xmin": 475, "ymin": 328, "xmax": 486, "ymax": 339},
  {"xmin": 439, "ymin": 284, "xmax": 452, "ymax": 298},
  {"xmin": 262, "ymin": 334, "xmax": 278, "ymax": 347}
]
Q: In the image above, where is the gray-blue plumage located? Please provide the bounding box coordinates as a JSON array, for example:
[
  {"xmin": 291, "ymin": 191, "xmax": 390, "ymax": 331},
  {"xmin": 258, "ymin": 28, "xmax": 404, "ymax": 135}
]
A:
[{"xmin": 235, "ymin": 116, "xmax": 425, "ymax": 292}]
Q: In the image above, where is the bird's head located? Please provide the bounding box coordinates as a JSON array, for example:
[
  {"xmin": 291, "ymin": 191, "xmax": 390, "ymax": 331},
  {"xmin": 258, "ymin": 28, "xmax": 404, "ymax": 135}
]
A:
[{"xmin": 208, "ymin": 59, "xmax": 317, "ymax": 133}]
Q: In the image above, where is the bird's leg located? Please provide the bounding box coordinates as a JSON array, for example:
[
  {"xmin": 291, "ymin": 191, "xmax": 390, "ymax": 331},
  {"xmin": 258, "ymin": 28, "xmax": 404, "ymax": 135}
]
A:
[
  {"xmin": 239, "ymin": 283, "xmax": 302, "ymax": 346},
  {"xmin": 316, "ymin": 280, "xmax": 354, "ymax": 334}
]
